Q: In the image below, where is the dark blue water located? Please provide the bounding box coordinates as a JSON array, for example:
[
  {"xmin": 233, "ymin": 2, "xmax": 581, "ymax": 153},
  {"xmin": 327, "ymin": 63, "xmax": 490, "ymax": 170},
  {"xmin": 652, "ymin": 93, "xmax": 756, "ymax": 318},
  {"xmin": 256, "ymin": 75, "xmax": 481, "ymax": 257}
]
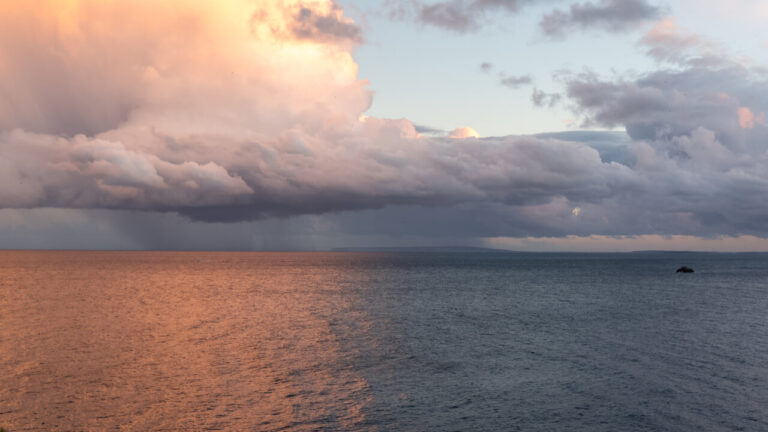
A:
[
  {"xmin": 331, "ymin": 252, "xmax": 768, "ymax": 431},
  {"xmin": 1, "ymin": 251, "xmax": 767, "ymax": 431}
]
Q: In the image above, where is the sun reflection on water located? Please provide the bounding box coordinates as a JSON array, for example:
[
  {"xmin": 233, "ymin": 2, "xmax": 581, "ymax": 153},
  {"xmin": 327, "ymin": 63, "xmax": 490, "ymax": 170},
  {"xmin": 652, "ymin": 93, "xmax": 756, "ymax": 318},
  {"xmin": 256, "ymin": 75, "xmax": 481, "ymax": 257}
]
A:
[{"xmin": 0, "ymin": 251, "xmax": 374, "ymax": 431}]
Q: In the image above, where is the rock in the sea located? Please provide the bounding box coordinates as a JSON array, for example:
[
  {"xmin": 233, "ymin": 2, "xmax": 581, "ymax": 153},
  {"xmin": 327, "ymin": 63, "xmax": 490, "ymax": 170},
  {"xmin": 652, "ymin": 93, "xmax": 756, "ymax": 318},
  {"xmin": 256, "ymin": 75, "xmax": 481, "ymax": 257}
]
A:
[{"xmin": 676, "ymin": 266, "xmax": 694, "ymax": 273}]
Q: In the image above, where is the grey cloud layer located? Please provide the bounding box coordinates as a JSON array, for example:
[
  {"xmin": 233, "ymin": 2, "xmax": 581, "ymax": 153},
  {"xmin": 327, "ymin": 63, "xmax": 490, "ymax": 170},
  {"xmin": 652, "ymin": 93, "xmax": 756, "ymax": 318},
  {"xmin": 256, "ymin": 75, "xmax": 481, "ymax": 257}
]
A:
[
  {"xmin": 500, "ymin": 74, "xmax": 533, "ymax": 89},
  {"xmin": 416, "ymin": 0, "xmax": 533, "ymax": 32},
  {"xmin": 557, "ymin": 25, "xmax": 768, "ymax": 237},
  {"xmin": 0, "ymin": 125, "xmax": 638, "ymax": 222},
  {"xmin": 540, "ymin": 0, "xmax": 661, "ymax": 38},
  {"xmin": 392, "ymin": 0, "xmax": 659, "ymax": 36}
]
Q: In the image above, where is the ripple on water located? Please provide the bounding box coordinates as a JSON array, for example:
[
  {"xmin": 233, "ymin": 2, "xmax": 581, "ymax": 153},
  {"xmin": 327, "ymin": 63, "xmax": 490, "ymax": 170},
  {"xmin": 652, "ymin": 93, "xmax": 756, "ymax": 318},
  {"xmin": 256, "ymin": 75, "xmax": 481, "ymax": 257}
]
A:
[{"xmin": 1, "ymin": 251, "xmax": 768, "ymax": 431}]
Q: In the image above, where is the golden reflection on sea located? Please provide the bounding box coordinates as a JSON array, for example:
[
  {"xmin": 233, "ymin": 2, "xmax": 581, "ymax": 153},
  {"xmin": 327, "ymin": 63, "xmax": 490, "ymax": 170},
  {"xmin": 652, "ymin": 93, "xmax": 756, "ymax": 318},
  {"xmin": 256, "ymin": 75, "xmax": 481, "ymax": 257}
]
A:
[{"xmin": 0, "ymin": 251, "xmax": 374, "ymax": 431}]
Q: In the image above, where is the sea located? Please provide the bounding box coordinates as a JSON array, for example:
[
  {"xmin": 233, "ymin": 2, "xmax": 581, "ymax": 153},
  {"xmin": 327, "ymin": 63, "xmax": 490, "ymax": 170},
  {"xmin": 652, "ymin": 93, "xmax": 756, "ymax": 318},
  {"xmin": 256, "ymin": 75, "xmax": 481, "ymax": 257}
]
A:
[{"xmin": 1, "ymin": 250, "xmax": 768, "ymax": 431}]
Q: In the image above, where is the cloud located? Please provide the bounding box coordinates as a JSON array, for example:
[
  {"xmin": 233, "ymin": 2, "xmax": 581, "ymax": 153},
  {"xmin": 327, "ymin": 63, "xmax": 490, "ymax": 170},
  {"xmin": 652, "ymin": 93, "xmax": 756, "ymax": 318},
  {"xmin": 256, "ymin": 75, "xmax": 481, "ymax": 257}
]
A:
[
  {"xmin": 639, "ymin": 18, "xmax": 704, "ymax": 63},
  {"xmin": 483, "ymin": 65, "xmax": 533, "ymax": 89},
  {"xmin": 554, "ymin": 23, "xmax": 768, "ymax": 237},
  {"xmin": 390, "ymin": 0, "xmax": 535, "ymax": 33},
  {"xmin": 540, "ymin": 0, "xmax": 661, "ymax": 38},
  {"xmin": 291, "ymin": 2, "xmax": 363, "ymax": 43},
  {"xmin": 500, "ymin": 74, "xmax": 533, "ymax": 89},
  {"xmin": 737, "ymin": 107, "xmax": 766, "ymax": 129},
  {"xmin": 393, "ymin": 0, "xmax": 660, "ymax": 37},
  {"xmin": 531, "ymin": 88, "xmax": 562, "ymax": 107},
  {"xmin": 24, "ymin": 207, "xmax": 768, "ymax": 252},
  {"xmin": 564, "ymin": 68, "xmax": 768, "ymax": 144},
  {"xmin": 418, "ymin": 1, "xmax": 479, "ymax": 32},
  {"xmin": 3, "ymin": 0, "xmax": 768, "ymax": 245},
  {"xmin": 638, "ymin": 18, "xmax": 741, "ymax": 69},
  {"xmin": 413, "ymin": 124, "xmax": 446, "ymax": 134},
  {"xmin": 0, "ymin": 0, "xmax": 649, "ymax": 226},
  {"xmin": 447, "ymin": 126, "xmax": 481, "ymax": 138}
]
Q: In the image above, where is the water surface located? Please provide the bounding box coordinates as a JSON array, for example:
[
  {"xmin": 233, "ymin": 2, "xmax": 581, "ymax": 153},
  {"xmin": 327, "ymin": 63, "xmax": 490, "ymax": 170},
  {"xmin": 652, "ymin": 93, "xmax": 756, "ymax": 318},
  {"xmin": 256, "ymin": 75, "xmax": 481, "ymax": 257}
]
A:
[{"xmin": 1, "ymin": 251, "xmax": 767, "ymax": 431}]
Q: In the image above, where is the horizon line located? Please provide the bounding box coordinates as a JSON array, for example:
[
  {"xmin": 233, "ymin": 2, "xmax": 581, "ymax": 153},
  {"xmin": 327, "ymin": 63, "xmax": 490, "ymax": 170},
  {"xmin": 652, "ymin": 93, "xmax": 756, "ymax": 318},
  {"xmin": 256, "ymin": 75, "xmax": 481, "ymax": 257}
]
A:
[{"xmin": 2, "ymin": 248, "xmax": 768, "ymax": 254}]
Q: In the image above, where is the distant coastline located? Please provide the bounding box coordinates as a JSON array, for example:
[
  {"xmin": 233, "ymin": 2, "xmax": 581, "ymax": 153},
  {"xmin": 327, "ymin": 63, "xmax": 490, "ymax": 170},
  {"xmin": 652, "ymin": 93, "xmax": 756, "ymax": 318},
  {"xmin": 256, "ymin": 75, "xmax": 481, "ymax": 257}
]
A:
[
  {"xmin": 331, "ymin": 247, "xmax": 768, "ymax": 254},
  {"xmin": 331, "ymin": 246, "xmax": 512, "ymax": 253},
  {"xmin": 1, "ymin": 248, "xmax": 767, "ymax": 254}
]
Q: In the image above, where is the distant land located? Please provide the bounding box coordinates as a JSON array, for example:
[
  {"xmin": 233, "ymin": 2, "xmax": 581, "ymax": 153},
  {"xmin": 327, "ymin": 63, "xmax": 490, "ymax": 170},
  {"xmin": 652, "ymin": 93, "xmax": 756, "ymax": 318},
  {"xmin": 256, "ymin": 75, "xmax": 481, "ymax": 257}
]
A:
[
  {"xmin": 330, "ymin": 248, "xmax": 765, "ymax": 254},
  {"xmin": 630, "ymin": 250, "xmax": 700, "ymax": 253},
  {"xmin": 331, "ymin": 246, "xmax": 513, "ymax": 253}
]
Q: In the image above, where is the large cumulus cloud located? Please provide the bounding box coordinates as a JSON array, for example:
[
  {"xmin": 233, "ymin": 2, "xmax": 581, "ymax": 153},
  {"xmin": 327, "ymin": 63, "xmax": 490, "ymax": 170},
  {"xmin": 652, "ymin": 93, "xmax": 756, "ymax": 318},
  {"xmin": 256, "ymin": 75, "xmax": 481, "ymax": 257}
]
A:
[{"xmin": 0, "ymin": 0, "xmax": 638, "ymax": 223}]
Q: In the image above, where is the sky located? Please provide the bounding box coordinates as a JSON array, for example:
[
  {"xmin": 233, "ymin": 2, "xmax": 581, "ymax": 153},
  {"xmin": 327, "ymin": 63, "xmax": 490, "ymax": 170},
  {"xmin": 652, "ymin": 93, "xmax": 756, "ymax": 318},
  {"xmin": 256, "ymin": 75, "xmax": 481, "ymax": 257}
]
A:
[{"xmin": 1, "ymin": 0, "xmax": 768, "ymax": 251}]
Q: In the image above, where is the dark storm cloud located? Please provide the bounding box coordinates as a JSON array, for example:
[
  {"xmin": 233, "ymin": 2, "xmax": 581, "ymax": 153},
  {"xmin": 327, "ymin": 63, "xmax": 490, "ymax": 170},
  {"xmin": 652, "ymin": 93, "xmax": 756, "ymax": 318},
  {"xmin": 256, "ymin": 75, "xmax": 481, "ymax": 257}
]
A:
[
  {"xmin": 540, "ymin": 0, "xmax": 661, "ymax": 38},
  {"xmin": 0, "ymin": 208, "xmax": 318, "ymax": 251},
  {"xmin": 0, "ymin": 126, "xmax": 640, "ymax": 223}
]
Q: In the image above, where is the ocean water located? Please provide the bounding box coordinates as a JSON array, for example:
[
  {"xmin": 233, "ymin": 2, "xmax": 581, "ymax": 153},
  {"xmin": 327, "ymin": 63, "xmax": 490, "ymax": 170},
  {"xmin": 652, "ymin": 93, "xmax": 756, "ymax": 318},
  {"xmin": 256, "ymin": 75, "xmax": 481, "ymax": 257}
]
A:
[{"xmin": 1, "ymin": 251, "xmax": 768, "ymax": 431}]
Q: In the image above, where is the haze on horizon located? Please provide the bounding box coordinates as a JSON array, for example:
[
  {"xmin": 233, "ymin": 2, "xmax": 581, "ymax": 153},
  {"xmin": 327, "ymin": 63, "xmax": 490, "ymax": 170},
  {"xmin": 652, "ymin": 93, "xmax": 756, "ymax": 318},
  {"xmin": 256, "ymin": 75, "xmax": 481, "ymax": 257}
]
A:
[{"xmin": 1, "ymin": 0, "xmax": 768, "ymax": 252}]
